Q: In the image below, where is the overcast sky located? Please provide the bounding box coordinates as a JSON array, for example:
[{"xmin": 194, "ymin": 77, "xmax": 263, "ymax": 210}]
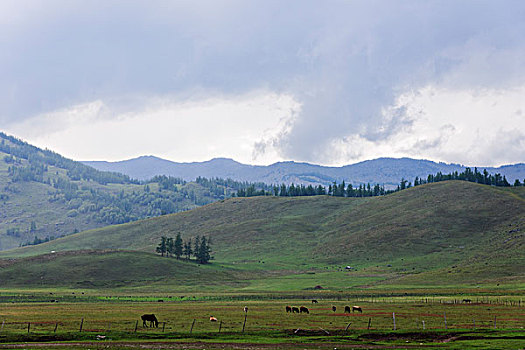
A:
[{"xmin": 1, "ymin": 0, "xmax": 524, "ymax": 166}]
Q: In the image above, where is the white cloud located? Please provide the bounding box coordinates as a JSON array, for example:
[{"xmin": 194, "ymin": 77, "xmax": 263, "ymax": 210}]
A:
[
  {"xmin": 4, "ymin": 92, "xmax": 300, "ymax": 165},
  {"xmin": 322, "ymin": 85, "xmax": 525, "ymax": 166}
]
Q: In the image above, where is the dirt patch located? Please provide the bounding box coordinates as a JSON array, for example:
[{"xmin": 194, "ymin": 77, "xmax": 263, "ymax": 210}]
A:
[{"xmin": 0, "ymin": 341, "xmax": 433, "ymax": 349}]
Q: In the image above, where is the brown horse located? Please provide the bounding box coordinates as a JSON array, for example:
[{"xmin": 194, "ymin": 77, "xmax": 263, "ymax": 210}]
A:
[
  {"xmin": 141, "ymin": 314, "xmax": 158, "ymax": 328},
  {"xmin": 344, "ymin": 306, "xmax": 351, "ymax": 313},
  {"xmin": 311, "ymin": 299, "xmax": 318, "ymax": 304},
  {"xmin": 292, "ymin": 307, "xmax": 300, "ymax": 313},
  {"xmin": 352, "ymin": 306, "xmax": 363, "ymax": 313},
  {"xmin": 299, "ymin": 306, "xmax": 309, "ymax": 314},
  {"xmin": 286, "ymin": 306, "xmax": 292, "ymax": 313},
  {"xmin": 332, "ymin": 306, "xmax": 337, "ymax": 312}
]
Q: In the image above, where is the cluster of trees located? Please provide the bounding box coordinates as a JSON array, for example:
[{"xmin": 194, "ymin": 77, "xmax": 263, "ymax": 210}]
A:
[
  {"xmin": 410, "ymin": 167, "xmax": 521, "ymax": 188},
  {"xmin": 156, "ymin": 234, "xmax": 212, "ymax": 264},
  {"xmin": 21, "ymin": 235, "xmax": 55, "ymax": 247},
  {"xmin": 235, "ymin": 181, "xmax": 392, "ymax": 198}
]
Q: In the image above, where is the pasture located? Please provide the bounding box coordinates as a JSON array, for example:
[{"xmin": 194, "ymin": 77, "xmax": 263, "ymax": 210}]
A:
[{"xmin": 0, "ymin": 292, "xmax": 523, "ymax": 349}]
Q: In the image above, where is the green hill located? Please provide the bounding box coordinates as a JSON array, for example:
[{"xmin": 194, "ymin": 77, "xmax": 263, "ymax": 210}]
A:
[
  {"xmin": 0, "ymin": 132, "xmax": 263, "ymax": 250},
  {"xmin": 2, "ymin": 181, "xmax": 523, "ymax": 290}
]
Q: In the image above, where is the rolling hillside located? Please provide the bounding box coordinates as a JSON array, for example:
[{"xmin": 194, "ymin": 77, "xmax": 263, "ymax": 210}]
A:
[
  {"xmin": 0, "ymin": 132, "xmax": 262, "ymax": 250},
  {"xmin": 84, "ymin": 155, "xmax": 525, "ymax": 187},
  {"xmin": 2, "ymin": 181, "xmax": 523, "ymax": 290}
]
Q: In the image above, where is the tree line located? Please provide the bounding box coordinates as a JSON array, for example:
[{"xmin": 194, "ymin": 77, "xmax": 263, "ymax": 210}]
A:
[
  {"xmin": 412, "ymin": 167, "xmax": 522, "ymax": 188},
  {"xmin": 156, "ymin": 234, "xmax": 212, "ymax": 264},
  {"xmin": 234, "ymin": 167, "xmax": 523, "ymax": 199}
]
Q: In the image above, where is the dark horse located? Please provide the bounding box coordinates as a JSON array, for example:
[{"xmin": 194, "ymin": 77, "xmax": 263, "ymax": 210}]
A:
[
  {"xmin": 141, "ymin": 314, "xmax": 159, "ymax": 328},
  {"xmin": 299, "ymin": 306, "xmax": 309, "ymax": 314},
  {"xmin": 352, "ymin": 306, "xmax": 363, "ymax": 313}
]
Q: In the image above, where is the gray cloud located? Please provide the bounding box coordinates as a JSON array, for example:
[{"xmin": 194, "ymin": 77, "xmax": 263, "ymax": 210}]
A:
[{"xmin": 1, "ymin": 0, "xmax": 525, "ymax": 164}]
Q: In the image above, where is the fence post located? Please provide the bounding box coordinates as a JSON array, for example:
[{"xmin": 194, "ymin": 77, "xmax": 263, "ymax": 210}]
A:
[
  {"xmin": 1, "ymin": 320, "xmax": 4, "ymax": 332},
  {"xmin": 242, "ymin": 313, "xmax": 247, "ymax": 333},
  {"xmin": 345, "ymin": 322, "xmax": 351, "ymax": 331},
  {"xmin": 444, "ymin": 312, "xmax": 447, "ymax": 329},
  {"xmin": 54, "ymin": 323, "xmax": 58, "ymax": 333},
  {"xmin": 27, "ymin": 322, "xmax": 30, "ymax": 334},
  {"xmin": 494, "ymin": 316, "xmax": 497, "ymax": 329},
  {"xmin": 190, "ymin": 319, "xmax": 196, "ymax": 334},
  {"xmin": 79, "ymin": 318, "xmax": 84, "ymax": 332},
  {"xmin": 134, "ymin": 320, "xmax": 138, "ymax": 333},
  {"xmin": 422, "ymin": 320, "xmax": 425, "ymax": 330},
  {"xmin": 367, "ymin": 318, "xmax": 371, "ymax": 330},
  {"xmin": 393, "ymin": 312, "xmax": 396, "ymax": 330},
  {"xmin": 162, "ymin": 322, "xmax": 166, "ymax": 332}
]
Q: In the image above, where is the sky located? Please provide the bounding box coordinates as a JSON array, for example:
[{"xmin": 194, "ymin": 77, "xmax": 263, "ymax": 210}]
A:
[{"xmin": 1, "ymin": 0, "xmax": 524, "ymax": 167}]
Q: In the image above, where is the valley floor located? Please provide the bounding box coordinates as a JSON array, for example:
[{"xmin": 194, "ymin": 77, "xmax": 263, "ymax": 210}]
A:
[{"xmin": 0, "ymin": 290, "xmax": 523, "ymax": 349}]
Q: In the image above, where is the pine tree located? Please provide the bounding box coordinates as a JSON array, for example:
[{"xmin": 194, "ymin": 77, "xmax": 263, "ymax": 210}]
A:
[
  {"xmin": 156, "ymin": 236, "xmax": 167, "ymax": 257},
  {"xmin": 183, "ymin": 239, "xmax": 193, "ymax": 260},
  {"xmin": 166, "ymin": 237, "xmax": 174, "ymax": 258},
  {"xmin": 196, "ymin": 236, "xmax": 212, "ymax": 264},
  {"xmin": 174, "ymin": 233, "xmax": 183, "ymax": 259}
]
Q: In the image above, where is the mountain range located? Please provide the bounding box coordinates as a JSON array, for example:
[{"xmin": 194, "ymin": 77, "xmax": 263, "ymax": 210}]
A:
[{"xmin": 84, "ymin": 156, "xmax": 525, "ymax": 187}]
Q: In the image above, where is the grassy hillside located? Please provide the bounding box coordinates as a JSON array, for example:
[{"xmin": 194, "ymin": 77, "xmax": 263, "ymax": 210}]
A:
[
  {"xmin": 0, "ymin": 132, "xmax": 264, "ymax": 250},
  {"xmin": 0, "ymin": 250, "xmax": 248, "ymax": 291},
  {"xmin": 2, "ymin": 181, "xmax": 523, "ymax": 290}
]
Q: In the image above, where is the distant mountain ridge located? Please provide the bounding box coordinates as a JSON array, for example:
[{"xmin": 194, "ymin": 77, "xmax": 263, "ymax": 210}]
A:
[{"xmin": 84, "ymin": 156, "xmax": 525, "ymax": 187}]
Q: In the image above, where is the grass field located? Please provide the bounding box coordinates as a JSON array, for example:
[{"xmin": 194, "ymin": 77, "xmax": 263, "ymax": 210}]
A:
[{"xmin": 0, "ymin": 291, "xmax": 523, "ymax": 349}]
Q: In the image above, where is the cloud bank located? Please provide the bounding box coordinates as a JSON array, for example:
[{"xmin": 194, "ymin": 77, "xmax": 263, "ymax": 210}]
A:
[{"xmin": 1, "ymin": 1, "xmax": 524, "ymax": 166}]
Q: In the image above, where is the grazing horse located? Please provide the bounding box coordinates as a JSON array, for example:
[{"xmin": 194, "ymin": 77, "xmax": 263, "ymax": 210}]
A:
[
  {"xmin": 286, "ymin": 306, "xmax": 292, "ymax": 313},
  {"xmin": 210, "ymin": 316, "xmax": 218, "ymax": 322},
  {"xmin": 462, "ymin": 299, "xmax": 472, "ymax": 303},
  {"xmin": 244, "ymin": 306, "xmax": 248, "ymax": 313},
  {"xmin": 311, "ymin": 299, "xmax": 318, "ymax": 304},
  {"xmin": 332, "ymin": 306, "xmax": 337, "ymax": 312},
  {"xmin": 292, "ymin": 307, "xmax": 300, "ymax": 313},
  {"xmin": 352, "ymin": 306, "xmax": 363, "ymax": 313},
  {"xmin": 299, "ymin": 306, "xmax": 309, "ymax": 314},
  {"xmin": 344, "ymin": 306, "xmax": 351, "ymax": 313},
  {"xmin": 141, "ymin": 314, "xmax": 159, "ymax": 328}
]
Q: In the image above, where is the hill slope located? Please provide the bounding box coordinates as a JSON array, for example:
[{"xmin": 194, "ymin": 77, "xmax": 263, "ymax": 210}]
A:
[
  {"xmin": 0, "ymin": 132, "xmax": 258, "ymax": 250},
  {"xmin": 84, "ymin": 156, "xmax": 525, "ymax": 187},
  {"xmin": 3, "ymin": 181, "xmax": 523, "ymax": 289}
]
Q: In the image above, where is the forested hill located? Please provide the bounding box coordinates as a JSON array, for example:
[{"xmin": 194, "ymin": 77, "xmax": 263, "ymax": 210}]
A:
[
  {"xmin": 0, "ymin": 132, "xmax": 265, "ymax": 251},
  {"xmin": 84, "ymin": 155, "xmax": 525, "ymax": 187}
]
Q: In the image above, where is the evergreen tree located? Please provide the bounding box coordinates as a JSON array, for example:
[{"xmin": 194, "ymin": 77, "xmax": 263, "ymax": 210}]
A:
[
  {"xmin": 156, "ymin": 236, "xmax": 167, "ymax": 257},
  {"xmin": 166, "ymin": 237, "xmax": 174, "ymax": 257},
  {"xmin": 174, "ymin": 233, "xmax": 183, "ymax": 259},
  {"xmin": 196, "ymin": 236, "xmax": 212, "ymax": 264},
  {"xmin": 346, "ymin": 183, "xmax": 354, "ymax": 197},
  {"xmin": 183, "ymin": 239, "xmax": 193, "ymax": 260}
]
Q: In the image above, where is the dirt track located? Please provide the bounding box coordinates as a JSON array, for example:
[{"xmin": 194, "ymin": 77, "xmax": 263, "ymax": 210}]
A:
[{"xmin": 0, "ymin": 341, "xmax": 435, "ymax": 349}]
